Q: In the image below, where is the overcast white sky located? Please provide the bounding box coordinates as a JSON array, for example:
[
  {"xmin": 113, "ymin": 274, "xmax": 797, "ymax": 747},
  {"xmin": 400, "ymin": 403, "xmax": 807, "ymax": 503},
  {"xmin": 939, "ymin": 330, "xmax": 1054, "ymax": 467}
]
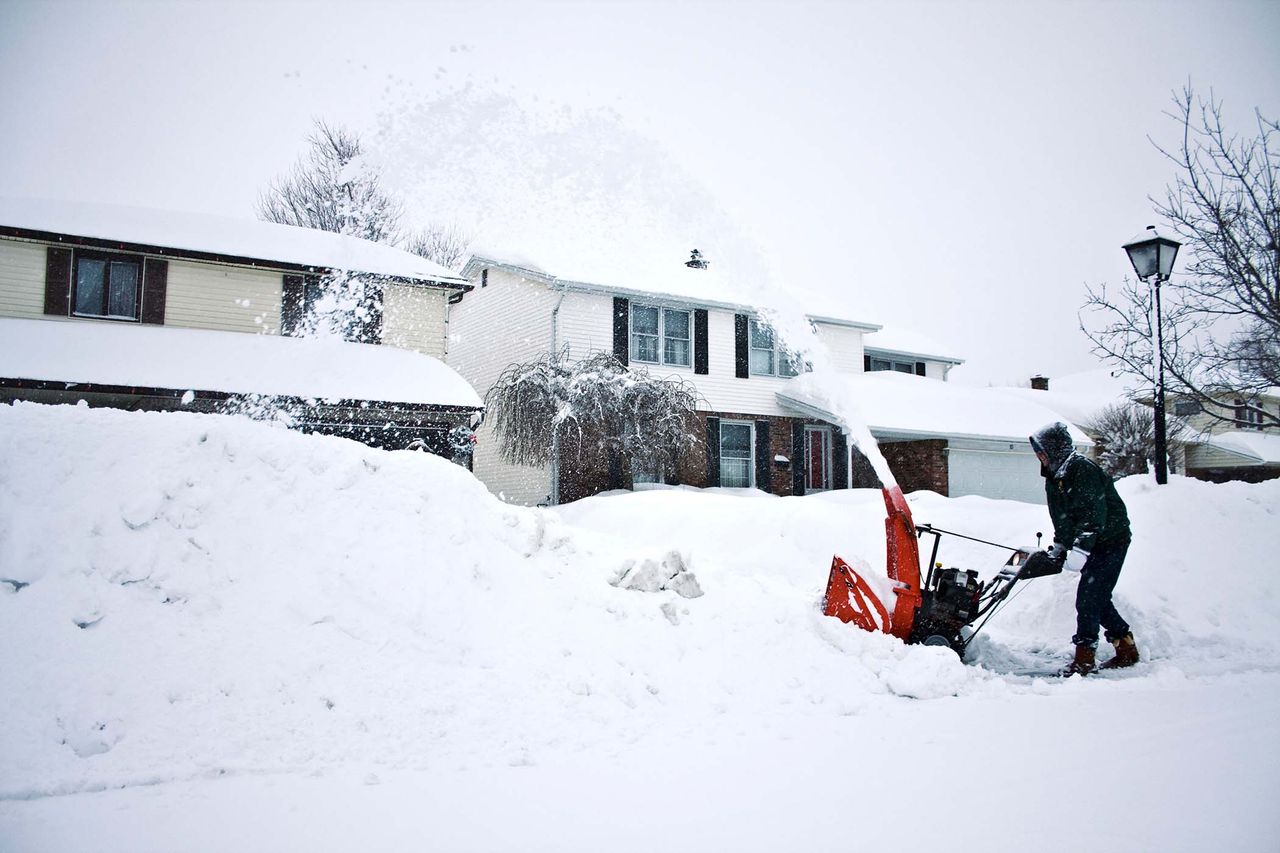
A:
[{"xmin": 2, "ymin": 0, "xmax": 1278, "ymax": 385}]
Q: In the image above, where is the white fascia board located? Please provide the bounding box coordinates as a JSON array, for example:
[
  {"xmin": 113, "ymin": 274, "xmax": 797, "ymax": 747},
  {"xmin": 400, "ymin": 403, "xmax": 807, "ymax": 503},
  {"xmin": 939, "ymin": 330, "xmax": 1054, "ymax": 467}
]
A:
[
  {"xmin": 461, "ymin": 256, "xmax": 558, "ymax": 285},
  {"xmin": 864, "ymin": 345, "xmax": 965, "ymax": 366},
  {"xmin": 804, "ymin": 315, "xmax": 882, "ymax": 332}
]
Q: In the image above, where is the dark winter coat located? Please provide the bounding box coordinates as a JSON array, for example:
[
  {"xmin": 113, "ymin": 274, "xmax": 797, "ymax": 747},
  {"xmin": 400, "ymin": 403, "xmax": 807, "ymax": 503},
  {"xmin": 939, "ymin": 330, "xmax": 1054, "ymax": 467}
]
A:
[{"xmin": 1031, "ymin": 422, "xmax": 1131, "ymax": 551}]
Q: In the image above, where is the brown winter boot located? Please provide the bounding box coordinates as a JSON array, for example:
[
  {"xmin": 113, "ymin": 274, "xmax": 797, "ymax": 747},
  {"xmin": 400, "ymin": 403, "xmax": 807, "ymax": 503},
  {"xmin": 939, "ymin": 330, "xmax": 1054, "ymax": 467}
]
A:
[
  {"xmin": 1100, "ymin": 633, "xmax": 1140, "ymax": 670},
  {"xmin": 1060, "ymin": 643, "xmax": 1096, "ymax": 677}
]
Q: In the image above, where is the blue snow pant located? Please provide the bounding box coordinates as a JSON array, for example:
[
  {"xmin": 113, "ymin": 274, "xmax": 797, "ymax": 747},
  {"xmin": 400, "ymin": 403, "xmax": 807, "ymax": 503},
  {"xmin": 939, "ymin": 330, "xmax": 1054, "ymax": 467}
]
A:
[{"xmin": 1072, "ymin": 538, "xmax": 1132, "ymax": 649}]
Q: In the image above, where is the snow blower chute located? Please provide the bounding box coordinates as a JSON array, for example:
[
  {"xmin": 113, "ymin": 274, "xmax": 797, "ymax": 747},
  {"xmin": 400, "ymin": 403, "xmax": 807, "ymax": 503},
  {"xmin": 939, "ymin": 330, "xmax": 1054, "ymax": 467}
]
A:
[{"xmin": 823, "ymin": 486, "xmax": 1059, "ymax": 657}]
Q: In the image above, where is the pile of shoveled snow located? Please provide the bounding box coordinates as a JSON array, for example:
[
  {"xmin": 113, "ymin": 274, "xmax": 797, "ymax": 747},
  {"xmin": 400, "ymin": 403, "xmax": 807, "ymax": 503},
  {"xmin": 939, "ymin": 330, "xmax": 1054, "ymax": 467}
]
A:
[{"xmin": 2, "ymin": 401, "xmax": 1278, "ymax": 801}]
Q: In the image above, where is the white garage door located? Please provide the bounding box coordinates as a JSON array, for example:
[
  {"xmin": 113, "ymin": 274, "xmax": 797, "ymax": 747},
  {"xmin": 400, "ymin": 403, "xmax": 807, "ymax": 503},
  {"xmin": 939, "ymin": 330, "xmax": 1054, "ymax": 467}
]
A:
[{"xmin": 948, "ymin": 444, "xmax": 1045, "ymax": 503}]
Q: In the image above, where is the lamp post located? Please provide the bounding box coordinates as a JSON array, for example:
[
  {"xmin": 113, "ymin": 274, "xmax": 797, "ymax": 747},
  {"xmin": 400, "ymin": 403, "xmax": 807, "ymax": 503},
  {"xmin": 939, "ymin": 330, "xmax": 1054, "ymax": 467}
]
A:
[{"xmin": 1122, "ymin": 225, "xmax": 1181, "ymax": 484}]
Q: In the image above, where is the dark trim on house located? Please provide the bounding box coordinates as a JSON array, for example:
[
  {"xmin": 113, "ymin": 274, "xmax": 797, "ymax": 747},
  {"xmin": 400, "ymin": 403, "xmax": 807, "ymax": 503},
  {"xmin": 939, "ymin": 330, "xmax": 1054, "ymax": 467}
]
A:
[
  {"xmin": 734, "ymin": 314, "xmax": 749, "ymax": 379},
  {"xmin": 705, "ymin": 416, "xmax": 721, "ymax": 487},
  {"xmin": 612, "ymin": 297, "xmax": 630, "ymax": 365},
  {"xmin": 693, "ymin": 309, "xmax": 709, "ymax": 375},
  {"xmin": 2, "ymin": 226, "xmax": 472, "ymax": 292},
  {"xmin": 791, "ymin": 422, "xmax": 806, "ymax": 496},
  {"xmin": 281, "ymin": 274, "xmax": 306, "ymax": 336},
  {"xmin": 832, "ymin": 429, "xmax": 849, "ymax": 490},
  {"xmin": 43, "ymin": 246, "xmax": 72, "ymax": 315},
  {"xmin": 0, "ymin": 377, "xmax": 481, "ymax": 415},
  {"xmin": 140, "ymin": 258, "xmax": 167, "ymax": 324},
  {"xmin": 754, "ymin": 420, "xmax": 771, "ymax": 492},
  {"xmin": 915, "ymin": 361, "xmax": 926, "ymax": 377},
  {"xmin": 864, "ymin": 354, "xmax": 871, "ymax": 372}
]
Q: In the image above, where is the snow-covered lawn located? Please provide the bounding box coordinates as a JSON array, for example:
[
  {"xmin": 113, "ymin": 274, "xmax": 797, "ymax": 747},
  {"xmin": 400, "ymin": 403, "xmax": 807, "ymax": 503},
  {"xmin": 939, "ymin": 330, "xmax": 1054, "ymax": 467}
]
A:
[{"xmin": 2, "ymin": 402, "xmax": 1278, "ymax": 852}]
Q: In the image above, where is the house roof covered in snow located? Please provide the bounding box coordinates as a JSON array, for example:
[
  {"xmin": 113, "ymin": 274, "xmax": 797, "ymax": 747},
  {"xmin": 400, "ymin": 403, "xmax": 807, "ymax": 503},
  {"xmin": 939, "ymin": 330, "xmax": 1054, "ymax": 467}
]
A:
[
  {"xmin": 0, "ymin": 197, "xmax": 469, "ymax": 288},
  {"xmin": 463, "ymin": 253, "xmax": 882, "ymax": 332},
  {"xmin": 0, "ymin": 317, "xmax": 483, "ymax": 409},
  {"xmin": 778, "ymin": 370, "xmax": 1093, "ymax": 445},
  {"xmin": 862, "ymin": 327, "xmax": 964, "ymax": 365},
  {"xmin": 1201, "ymin": 430, "xmax": 1280, "ymax": 466},
  {"xmin": 998, "ymin": 368, "xmax": 1140, "ymax": 427}
]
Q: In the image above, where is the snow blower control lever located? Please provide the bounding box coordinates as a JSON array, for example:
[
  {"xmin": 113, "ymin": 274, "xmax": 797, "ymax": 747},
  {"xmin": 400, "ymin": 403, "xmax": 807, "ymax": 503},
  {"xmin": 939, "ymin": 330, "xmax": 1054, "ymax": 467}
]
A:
[{"xmin": 823, "ymin": 487, "xmax": 1060, "ymax": 659}]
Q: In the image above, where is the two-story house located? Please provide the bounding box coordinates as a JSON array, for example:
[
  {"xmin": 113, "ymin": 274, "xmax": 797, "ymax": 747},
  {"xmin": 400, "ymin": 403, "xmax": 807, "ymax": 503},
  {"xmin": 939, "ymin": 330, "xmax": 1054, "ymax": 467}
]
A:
[
  {"xmin": 0, "ymin": 197, "xmax": 483, "ymax": 454},
  {"xmin": 450, "ymin": 252, "xmax": 1082, "ymax": 505}
]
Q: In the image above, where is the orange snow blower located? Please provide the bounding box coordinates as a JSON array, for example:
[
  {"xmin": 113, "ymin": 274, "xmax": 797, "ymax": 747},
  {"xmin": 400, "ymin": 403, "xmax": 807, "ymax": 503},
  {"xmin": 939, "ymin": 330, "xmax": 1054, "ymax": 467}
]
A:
[{"xmin": 823, "ymin": 486, "xmax": 1058, "ymax": 657}]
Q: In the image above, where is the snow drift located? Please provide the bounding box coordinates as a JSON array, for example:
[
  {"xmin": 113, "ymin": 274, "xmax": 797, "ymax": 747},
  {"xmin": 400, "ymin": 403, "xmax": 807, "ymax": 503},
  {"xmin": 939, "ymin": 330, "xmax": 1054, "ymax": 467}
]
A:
[{"xmin": 2, "ymin": 401, "xmax": 1279, "ymax": 809}]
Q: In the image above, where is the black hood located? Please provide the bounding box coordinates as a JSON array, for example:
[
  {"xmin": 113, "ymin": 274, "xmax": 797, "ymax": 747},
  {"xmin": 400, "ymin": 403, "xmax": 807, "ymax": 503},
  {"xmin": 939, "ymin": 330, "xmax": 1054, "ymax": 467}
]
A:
[{"xmin": 1030, "ymin": 421, "xmax": 1075, "ymax": 473}]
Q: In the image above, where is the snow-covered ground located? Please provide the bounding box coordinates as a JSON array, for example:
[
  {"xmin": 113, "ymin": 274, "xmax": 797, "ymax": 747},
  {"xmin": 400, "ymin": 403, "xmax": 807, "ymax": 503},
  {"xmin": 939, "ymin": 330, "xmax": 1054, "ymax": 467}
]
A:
[{"xmin": 2, "ymin": 402, "xmax": 1278, "ymax": 852}]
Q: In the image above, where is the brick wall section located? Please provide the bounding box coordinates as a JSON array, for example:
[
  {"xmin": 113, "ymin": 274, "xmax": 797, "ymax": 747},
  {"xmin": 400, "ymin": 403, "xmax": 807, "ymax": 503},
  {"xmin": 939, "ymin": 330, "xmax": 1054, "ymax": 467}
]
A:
[{"xmin": 880, "ymin": 439, "xmax": 949, "ymax": 495}]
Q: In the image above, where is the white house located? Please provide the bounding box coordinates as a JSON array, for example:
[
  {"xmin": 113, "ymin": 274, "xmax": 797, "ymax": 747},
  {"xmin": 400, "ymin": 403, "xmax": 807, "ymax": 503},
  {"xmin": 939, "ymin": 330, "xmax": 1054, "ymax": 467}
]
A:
[
  {"xmin": 0, "ymin": 197, "xmax": 483, "ymax": 453},
  {"xmin": 450, "ymin": 252, "xmax": 1083, "ymax": 504}
]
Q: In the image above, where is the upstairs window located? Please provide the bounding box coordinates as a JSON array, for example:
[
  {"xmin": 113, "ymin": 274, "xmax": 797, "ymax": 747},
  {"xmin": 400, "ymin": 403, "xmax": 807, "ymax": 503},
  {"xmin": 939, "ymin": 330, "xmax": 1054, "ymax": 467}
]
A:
[
  {"xmin": 748, "ymin": 318, "xmax": 799, "ymax": 377},
  {"xmin": 1173, "ymin": 399, "xmax": 1202, "ymax": 417},
  {"xmin": 869, "ymin": 357, "xmax": 917, "ymax": 374},
  {"xmin": 1234, "ymin": 398, "xmax": 1263, "ymax": 430},
  {"xmin": 72, "ymin": 250, "xmax": 141, "ymax": 321},
  {"xmin": 631, "ymin": 305, "xmax": 691, "ymax": 367}
]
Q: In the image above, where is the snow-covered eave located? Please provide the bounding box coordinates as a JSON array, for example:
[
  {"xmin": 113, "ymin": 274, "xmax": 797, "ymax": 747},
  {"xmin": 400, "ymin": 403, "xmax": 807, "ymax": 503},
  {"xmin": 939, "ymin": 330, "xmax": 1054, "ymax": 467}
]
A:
[
  {"xmin": 462, "ymin": 256, "xmax": 881, "ymax": 329},
  {"xmin": 775, "ymin": 390, "xmax": 1092, "ymax": 448},
  {"xmin": 1, "ymin": 226, "xmax": 472, "ymax": 292},
  {"xmin": 864, "ymin": 345, "xmax": 965, "ymax": 366}
]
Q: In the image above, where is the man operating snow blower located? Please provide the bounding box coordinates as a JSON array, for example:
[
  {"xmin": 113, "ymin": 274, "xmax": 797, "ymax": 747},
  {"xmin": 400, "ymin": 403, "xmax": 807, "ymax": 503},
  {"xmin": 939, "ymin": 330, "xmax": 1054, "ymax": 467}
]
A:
[{"xmin": 1030, "ymin": 422, "xmax": 1140, "ymax": 677}]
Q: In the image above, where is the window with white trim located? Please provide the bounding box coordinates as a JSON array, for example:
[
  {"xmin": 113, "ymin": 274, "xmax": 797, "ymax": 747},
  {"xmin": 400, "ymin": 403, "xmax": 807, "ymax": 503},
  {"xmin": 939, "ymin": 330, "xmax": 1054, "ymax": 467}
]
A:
[
  {"xmin": 748, "ymin": 318, "xmax": 799, "ymax": 377},
  {"xmin": 719, "ymin": 420, "xmax": 754, "ymax": 488},
  {"xmin": 631, "ymin": 304, "xmax": 691, "ymax": 367},
  {"xmin": 72, "ymin": 249, "xmax": 142, "ymax": 321}
]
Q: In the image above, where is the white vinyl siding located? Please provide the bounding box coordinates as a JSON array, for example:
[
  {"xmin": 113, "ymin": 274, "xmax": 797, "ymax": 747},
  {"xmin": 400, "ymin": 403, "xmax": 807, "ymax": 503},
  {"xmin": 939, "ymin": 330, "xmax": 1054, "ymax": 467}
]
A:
[
  {"xmin": 382, "ymin": 284, "xmax": 447, "ymax": 359},
  {"xmin": 813, "ymin": 323, "xmax": 865, "ymax": 374},
  {"xmin": 164, "ymin": 260, "xmax": 284, "ymax": 335},
  {"xmin": 0, "ymin": 239, "xmax": 48, "ymax": 318},
  {"xmin": 449, "ymin": 266, "xmax": 559, "ymax": 505}
]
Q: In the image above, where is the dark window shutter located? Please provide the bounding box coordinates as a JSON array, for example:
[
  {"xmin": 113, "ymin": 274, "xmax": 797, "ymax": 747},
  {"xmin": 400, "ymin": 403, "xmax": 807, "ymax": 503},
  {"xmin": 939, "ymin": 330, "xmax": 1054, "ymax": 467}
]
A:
[
  {"xmin": 361, "ymin": 280, "xmax": 385, "ymax": 344},
  {"xmin": 43, "ymin": 246, "xmax": 72, "ymax": 316},
  {"xmin": 705, "ymin": 416, "xmax": 721, "ymax": 487},
  {"xmin": 613, "ymin": 297, "xmax": 630, "ymax": 365},
  {"xmin": 281, "ymin": 275, "xmax": 305, "ymax": 336},
  {"xmin": 915, "ymin": 361, "xmax": 926, "ymax": 376},
  {"xmin": 140, "ymin": 258, "xmax": 168, "ymax": 325},
  {"xmin": 864, "ymin": 354, "xmax": 872, "ymax": 373},
  {"xmin": 694, "ymin": 309, "xmax": 709, "ymax": 375},
  {"xmin": 833, "ymin": 429, "xmax": 849, "ymax": 490},
  {"xmin": 754, "ymin": 420, "xmax": 771, "ymax": 493},
  {"xmin": 734, "ymin": 314, "xmax": 749, "ymax": 378},
  {"xmin": 791, "ymin": 422, "xmax": 806, "ymax": 496}
]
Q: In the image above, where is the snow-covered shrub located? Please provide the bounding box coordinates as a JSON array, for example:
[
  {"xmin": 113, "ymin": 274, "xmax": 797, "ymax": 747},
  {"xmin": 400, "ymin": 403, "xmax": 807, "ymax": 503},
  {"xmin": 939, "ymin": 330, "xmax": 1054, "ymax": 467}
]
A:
[{"xmin": 485, "ymin": 349, "xmax": 702, "ymax": 479}]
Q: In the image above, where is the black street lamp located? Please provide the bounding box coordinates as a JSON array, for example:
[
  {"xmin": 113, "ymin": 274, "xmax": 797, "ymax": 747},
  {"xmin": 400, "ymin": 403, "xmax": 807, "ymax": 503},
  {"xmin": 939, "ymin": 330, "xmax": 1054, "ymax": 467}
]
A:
[{"xmin": 1122, "ymin": 225, "xmax": 1181, "ymax": 484}]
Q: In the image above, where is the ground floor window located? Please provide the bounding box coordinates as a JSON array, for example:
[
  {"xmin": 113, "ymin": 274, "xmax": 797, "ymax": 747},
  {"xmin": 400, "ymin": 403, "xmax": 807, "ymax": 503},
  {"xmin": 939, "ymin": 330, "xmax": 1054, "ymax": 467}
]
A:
[
  {"xmin": 719, "ymin": 420, "xmax": 754, "ymax": 488},
  {"xmin": 73, "ymin": 250, "xmax": 142, "ymax": 321},
  {"xmin": 805, "ymin": 425, "xmax": 832, "ymax": 491}
]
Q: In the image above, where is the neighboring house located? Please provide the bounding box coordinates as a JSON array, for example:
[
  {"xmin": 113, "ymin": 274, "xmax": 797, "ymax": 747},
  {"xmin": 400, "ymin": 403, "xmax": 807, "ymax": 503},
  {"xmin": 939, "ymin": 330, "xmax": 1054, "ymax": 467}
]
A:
[
  {"xmin": 0, "ymin": 197, "xmax": 483, "ymax": 453},
  {"xmin": 1012, "ymin": 371, "xmax": 1280, "ymax": 484},
  {"xmin": 1169, "ymin": 389, "xmax": 1280, "ymax": 483},
  {"xmin": 450, "ymin": 252, "xmax": 1081, "ymax": 505}
]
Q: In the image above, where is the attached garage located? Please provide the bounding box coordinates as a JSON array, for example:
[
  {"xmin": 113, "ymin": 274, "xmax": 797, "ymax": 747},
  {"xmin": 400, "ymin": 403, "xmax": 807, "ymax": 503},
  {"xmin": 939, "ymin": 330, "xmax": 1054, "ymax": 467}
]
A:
[{"xmin": 947, "ymin": 439, "xmax": 1045, "ymax": 504}]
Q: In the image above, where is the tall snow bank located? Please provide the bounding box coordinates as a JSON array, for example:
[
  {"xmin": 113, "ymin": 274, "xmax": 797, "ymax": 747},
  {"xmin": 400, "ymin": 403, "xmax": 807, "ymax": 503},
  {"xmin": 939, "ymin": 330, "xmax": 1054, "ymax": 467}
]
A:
[{"xmin": 0, "ymin": 403, "xmax": 955, "ymax": 799}]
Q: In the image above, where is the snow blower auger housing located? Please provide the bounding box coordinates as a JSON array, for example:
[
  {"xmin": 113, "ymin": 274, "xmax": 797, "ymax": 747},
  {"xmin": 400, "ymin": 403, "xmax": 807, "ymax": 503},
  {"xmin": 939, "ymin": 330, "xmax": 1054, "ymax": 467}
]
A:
[{"xmin": 822, "ymin": 486, "xmax": 1057, "ymax": 657}]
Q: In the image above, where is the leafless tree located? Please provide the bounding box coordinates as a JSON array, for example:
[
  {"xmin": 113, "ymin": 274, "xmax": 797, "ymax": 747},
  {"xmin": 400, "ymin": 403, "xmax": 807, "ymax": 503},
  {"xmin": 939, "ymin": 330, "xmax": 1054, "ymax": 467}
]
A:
[
  {"xmin": 257, "ymin": 120, "xmax": 403, "ymax": 244},
  {"xmin": 1084, "ymin": 401, "xmax": 1188, "ymax": 478},
  {"xmin": 1082, "ymin": 87, "xmax": 1279, "ymax": 429},
  {"xmin": 404, "ymin": 222, "xmax": 472, "ymax": 271},
  {"xmin": 485, "ymin": 350, "xmax": 703, "ymax": 477}
]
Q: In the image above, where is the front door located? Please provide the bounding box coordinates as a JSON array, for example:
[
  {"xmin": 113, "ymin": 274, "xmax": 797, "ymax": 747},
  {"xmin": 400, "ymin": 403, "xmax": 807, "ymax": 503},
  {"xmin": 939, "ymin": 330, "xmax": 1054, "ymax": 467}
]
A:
[{"xmin": 805, "ymin": 425, "xmax": 832, "ymax": 492}]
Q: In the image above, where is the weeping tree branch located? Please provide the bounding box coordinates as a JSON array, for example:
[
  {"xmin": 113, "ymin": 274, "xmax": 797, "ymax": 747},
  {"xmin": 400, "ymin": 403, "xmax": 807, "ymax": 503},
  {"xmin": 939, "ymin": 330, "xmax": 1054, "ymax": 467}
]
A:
[{"xmin": 485, "ymin": 350, "xmax": 703, "ymax": 475}]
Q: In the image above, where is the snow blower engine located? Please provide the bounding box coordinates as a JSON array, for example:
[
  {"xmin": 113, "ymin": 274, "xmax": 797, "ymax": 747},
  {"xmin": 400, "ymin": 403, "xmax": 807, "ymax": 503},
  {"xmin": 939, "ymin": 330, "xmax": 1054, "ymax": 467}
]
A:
[{"xmin": 822, "ymin": 486, "xmax": 1061, "ymax": 657}]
